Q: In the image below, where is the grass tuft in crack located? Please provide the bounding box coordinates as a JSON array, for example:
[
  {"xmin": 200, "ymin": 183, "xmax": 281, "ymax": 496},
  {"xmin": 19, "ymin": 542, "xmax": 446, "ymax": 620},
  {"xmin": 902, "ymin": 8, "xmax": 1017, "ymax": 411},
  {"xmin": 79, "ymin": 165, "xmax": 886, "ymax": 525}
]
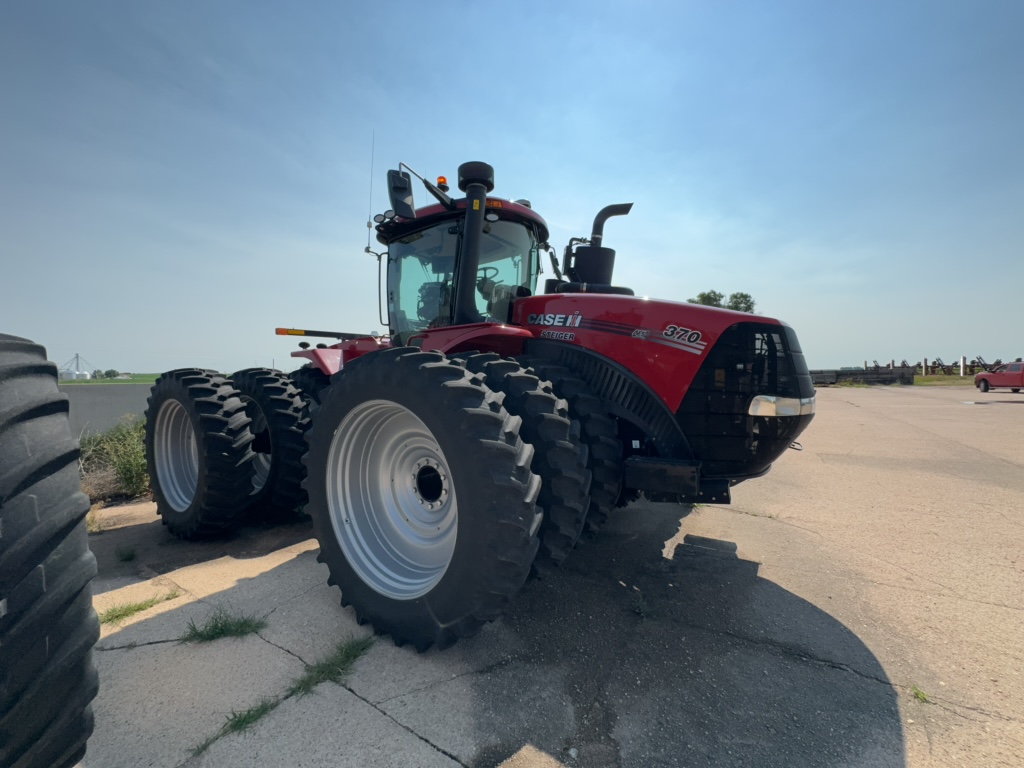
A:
[
  {"xmin": 911, "ymin": 685, "xmax": 929, "ymax": 703},
  {"xmin": 180, "ymin": 610, "xmax": 268, "ymax": 643},
  {"xmin": 191, "ymin": 698, "xmax": 281, "ymax": 756},
  {"xmin": 99, "ymin": 591, "xmax": 180, "ymax": 625},
  {"xmin": 190, "ymin": 635, "xmax": 373, "ymax": 755},
  {"xmin": 288, "ymin": 636, "xmax": 374, "ymax": 697}
]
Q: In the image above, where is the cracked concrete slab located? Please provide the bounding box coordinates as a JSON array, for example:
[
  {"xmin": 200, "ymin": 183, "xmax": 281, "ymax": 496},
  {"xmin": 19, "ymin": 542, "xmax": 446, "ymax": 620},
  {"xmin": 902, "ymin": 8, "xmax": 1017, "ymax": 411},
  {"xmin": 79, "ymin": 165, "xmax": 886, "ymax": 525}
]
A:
[
  {"xmin": 88, "ymin": 635, "xmax": 306, "ymax": 768},
  {"xmin": 80, "ymin": 386, "xmax": 1023, "ymax": 767},
  {"xmin": 376, "ymin": 661, "xmax": 576, "ymax": 765},
  {"xmin": 187, "ymin": 682, "xmax": 462, "ymax": 768}
]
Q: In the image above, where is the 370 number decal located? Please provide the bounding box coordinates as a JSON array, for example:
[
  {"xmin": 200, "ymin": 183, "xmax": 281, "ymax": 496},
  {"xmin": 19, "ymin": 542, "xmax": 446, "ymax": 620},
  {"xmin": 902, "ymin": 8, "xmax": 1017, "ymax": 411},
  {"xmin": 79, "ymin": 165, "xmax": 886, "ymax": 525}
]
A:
[{"xmin": 663, "ymin": 324, "xmax": 703, "ymax": 344}]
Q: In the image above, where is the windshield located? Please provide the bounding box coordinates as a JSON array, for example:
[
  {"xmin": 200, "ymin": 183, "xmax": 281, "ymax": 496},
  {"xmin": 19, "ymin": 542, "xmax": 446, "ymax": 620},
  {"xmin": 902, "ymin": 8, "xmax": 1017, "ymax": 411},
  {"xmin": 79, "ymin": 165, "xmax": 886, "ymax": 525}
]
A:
[{"xmin": 387, "ymin": 218, "xmax": 539, "ymax": 342}]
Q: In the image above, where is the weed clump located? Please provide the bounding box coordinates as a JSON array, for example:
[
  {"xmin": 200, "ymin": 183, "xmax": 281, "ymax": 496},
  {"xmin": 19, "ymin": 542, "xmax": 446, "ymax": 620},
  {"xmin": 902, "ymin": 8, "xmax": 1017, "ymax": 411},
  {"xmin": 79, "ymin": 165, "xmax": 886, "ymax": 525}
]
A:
[
  {"xmin": 80, "ymin": 415, "xmax": 149, "ymax": 500},
  {"xmin": 181, "ymin": 611, "xmax": 268, "ymax": 643}
]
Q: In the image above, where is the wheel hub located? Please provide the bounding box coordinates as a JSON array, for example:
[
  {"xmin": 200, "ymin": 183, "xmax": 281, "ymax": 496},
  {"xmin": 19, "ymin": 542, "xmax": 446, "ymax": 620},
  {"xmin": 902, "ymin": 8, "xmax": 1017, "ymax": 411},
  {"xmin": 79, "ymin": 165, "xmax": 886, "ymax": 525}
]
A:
[
  {"xmin": 412, "ymin": 458, "xmax": 446, "ymax": 508},
  {"xmin": 326, "ymin": 400, "xmax": 458, "ymax": 600}
]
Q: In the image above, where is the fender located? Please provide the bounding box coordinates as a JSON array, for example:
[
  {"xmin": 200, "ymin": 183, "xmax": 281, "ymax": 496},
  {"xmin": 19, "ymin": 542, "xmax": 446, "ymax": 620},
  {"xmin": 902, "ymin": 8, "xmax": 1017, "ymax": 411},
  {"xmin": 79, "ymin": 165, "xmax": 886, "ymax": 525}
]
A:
[
  {"xmin": 290, "ymin": 337, "xmax": 389, "ymax": 376},
  {"xmin": 405, "ymin": 323, "xmax": 535, "ymax": 356}
]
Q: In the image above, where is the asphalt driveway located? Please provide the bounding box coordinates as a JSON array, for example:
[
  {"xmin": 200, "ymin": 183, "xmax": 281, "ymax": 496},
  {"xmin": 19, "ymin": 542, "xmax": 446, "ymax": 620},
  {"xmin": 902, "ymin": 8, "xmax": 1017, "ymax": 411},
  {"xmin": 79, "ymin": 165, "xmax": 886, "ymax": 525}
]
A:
[{"xmin": 83, "ymin": 385, "xmax": 1023, "ymax": 767}]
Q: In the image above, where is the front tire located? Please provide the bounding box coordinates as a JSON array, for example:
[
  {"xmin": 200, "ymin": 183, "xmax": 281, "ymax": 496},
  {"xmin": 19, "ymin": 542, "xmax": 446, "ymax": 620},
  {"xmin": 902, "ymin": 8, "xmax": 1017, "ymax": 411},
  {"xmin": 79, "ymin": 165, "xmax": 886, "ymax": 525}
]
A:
[
  {"xmin": 518, "ymin": 357, "xmax": 624, "ymax": 532},
  {"xmin": 0, "ymin": 334, "xmax": 100, "ymax": 768},
  {"xmin": 457, "ymin": 353, "xmax": 591, "ymax": 573},
  {"xmin": 979, "ymin": 379, "xmax": 990, "ymax": 393},
  {"xmin": 145, "ymin": 370, "xmax": 255, "ymax": 539},
  {"xmin": 304, "ymin": 347, "xmax": 541, "ymax": 651}
]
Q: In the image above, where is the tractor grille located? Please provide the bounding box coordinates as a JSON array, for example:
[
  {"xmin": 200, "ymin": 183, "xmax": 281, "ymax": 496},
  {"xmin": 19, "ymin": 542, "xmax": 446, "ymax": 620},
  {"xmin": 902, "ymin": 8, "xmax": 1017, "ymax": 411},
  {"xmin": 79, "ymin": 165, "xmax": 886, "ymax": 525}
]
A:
[{"xmin": 676, "ymin": 323, "xmax": 814, "ymax": 478}]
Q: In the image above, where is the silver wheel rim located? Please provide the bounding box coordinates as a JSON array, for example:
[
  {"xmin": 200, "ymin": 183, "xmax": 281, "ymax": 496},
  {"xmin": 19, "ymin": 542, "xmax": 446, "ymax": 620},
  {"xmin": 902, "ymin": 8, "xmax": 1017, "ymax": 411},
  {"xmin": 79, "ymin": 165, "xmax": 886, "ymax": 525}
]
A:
[
  {"xmin": 154, "ymin": 399, "xmax": 199, "ymax": 512},
  {"xmin": 241, "ymin": 396, "xmax": 271, "ymax": 494},
  {"xmin": 326, "ymin": 400, "xmax": 457, "ymax": 600}
]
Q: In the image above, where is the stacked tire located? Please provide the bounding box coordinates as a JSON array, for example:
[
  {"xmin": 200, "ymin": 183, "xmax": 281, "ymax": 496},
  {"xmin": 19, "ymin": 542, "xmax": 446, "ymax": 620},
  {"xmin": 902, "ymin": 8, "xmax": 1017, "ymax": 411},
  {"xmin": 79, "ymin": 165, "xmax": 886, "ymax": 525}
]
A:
[
  {"xmin": 229, "ymin": 368, "xmax": 308, "ymax": 520},
  {"xmin": 0, "ymin": 334, "xmax": 100, "ymax": 768},
  {"xmin": 145, "ymin": 368, "xmax": 309, "ymax": 537}
]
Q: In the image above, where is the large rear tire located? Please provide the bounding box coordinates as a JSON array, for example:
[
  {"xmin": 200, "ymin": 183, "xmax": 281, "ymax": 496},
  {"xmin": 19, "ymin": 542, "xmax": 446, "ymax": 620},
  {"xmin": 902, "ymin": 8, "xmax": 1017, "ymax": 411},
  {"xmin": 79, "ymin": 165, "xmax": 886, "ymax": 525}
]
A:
[
  {"xmin": 144, "ymin": 370, "xmax": 255, "ymax": 539},
  {"xmin": 517, "ymin": 357, "xmax": 623, "ymax": 532},
  {"xmin": 304, "ymin": 347, "xmax": 541, "ymax": 651},
  {"xmin": 0, "ymin": 334, "xmax": 100, "ymax": 768},
  {"xmin": 230, "ymin": 368, "xmax": 308, "ymax": 519},
  {"xmin": 457, "ymin": 353, "xmax": 591, "ymax": 573}
]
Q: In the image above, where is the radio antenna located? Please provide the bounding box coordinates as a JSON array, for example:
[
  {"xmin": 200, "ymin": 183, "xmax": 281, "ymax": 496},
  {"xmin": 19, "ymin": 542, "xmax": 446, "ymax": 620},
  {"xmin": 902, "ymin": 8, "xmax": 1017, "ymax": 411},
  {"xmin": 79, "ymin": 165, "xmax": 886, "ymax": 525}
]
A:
[{"xmin": 365, "ymin": 129, "xmax": 376, "ymax": 252}]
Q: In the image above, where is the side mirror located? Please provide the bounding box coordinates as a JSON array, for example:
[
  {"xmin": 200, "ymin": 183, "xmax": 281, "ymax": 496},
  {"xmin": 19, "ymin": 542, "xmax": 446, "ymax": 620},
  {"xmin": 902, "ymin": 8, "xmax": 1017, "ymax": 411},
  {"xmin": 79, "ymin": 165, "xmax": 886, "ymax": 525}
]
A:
[{"xmin": 387, "ymin": 170, "xmax": 416, "ymax": 219}]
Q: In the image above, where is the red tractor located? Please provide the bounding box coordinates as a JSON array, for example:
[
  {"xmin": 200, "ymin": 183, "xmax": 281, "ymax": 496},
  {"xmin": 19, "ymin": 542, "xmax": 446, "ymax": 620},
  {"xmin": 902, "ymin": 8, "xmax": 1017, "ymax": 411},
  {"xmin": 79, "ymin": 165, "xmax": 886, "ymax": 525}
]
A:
[{"xmin": 144, "ymin": 161, "xmax": 815, "ymax": 650}]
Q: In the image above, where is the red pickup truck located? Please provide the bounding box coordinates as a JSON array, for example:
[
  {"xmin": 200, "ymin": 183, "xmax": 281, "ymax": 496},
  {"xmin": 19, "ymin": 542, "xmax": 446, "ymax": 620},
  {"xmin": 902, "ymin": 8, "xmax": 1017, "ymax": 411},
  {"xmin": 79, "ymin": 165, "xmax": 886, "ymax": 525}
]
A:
[{"xmin": 975, "ymin": 362, "xmax": 1024, "ymax": 393}]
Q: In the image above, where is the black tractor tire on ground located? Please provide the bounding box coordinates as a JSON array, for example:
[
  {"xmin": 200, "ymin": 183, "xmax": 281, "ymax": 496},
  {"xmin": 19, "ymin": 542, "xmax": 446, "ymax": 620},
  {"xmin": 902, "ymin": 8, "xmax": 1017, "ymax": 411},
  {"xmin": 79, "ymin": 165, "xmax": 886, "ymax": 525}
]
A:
[
  {"xmin": 0, "ymin": 334, "xmax": 100, "ymax": 768},
  {"xmin": 230, "ymin": 368, "xmax": 308, "ymax": 519},
  {"xmin": 979, "ymin": 379, "xmax": 990, "ymax": 393},
  {"xmin": 517, "ymin": 356, "xmax": 623, "ymax": 532},
  {"xmin": 457, "ymin": 352, "xmax": 591, "ymax": 573},
  {"xmin": 303, "ymin": 346, "xmax": 541, "ymax": 651},
  {"xmin": 144, "ymin": 369, "xmax": 256, "ymax": 539},
  {"xmin": 290, "ymin": 364, "xmax": 330, "ymax": 409}
]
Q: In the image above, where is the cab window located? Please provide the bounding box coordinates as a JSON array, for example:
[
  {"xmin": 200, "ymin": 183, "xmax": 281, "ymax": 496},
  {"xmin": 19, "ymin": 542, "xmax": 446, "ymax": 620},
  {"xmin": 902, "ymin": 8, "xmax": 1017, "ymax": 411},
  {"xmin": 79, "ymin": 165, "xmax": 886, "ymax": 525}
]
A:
[
  {"xmin": 386, "ymin": 221, "xmax": 459, "ymax": 340},
  {"xmin": 474, "ymin": 220, "xmax": 540, "ymax": 320}
]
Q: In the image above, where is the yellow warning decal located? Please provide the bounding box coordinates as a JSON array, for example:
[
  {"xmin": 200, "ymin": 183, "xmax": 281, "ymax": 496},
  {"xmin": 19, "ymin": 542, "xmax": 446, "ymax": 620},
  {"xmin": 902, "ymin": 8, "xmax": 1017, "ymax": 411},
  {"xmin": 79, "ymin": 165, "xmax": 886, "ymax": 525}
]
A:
[{"xmin": 473, "ymin": 199, "xmax": 480, "ymax": 210}]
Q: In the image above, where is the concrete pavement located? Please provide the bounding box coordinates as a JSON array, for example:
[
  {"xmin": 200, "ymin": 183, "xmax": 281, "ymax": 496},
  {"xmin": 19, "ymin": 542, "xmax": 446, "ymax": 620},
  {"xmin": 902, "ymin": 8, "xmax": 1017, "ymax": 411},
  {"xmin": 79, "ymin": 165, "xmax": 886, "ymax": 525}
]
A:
[{"xmin": 82, "ymin": 385, "xmax": 1023, "ymax": 767}]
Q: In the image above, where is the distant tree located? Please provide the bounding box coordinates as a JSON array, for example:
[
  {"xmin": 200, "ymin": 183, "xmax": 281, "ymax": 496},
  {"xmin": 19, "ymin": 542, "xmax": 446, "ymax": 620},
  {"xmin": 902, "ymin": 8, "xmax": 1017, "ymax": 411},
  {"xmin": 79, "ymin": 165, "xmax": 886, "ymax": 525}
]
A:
[
  {"xmin": 725, "ymin": 292, "xmax": 756, "ymax": 313},
  {"xmin": 104, "ymin": 369, "xmax": 119, "ymax": 379},
  {"xmin": 687, "ymin": 290, "xmax": 725, "ymax": 307},
  {"xmin": 687, "ymin": 290, "xmax": 756, "ymax": 314},
  {"xmin": 92, "ymin": 369, "xmax": 103, "ymax": 379}
]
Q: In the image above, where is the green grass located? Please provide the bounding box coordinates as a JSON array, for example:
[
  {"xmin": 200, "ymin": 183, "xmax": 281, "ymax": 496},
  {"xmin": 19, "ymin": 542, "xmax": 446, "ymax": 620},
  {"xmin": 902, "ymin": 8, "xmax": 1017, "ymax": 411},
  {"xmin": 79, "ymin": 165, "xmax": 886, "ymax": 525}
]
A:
[
  {"xmin": 911, "ymin": 684, "xmax": 930, "ymax": 703},
  {"xmin": 62, "ymin": 373, "xmax": 159, "ymax": 385},
  {"xmin": 288, "ymin": 636, "xmax": 375, "ymax": 697},
  {"xmin": 192, "ymin": 698, "xmax": 281, "ymax": 755},
  {"xmin": 80, "ymin": 415, "xmax": 149, "ymax": 499},
  {"xmin": 180, "ymin": 610, "xmax": 268, "ymax": 643},
  {"xmin": 914, "ymin": 375, "xmax": 976, "ymax": 387},
  {"xmin": 190, "ymin": 636, "xmax": 373, "ymax": 755},
  {"xmin": 99, "ymin": 591, "xmax": 180, "ymax": 625}
]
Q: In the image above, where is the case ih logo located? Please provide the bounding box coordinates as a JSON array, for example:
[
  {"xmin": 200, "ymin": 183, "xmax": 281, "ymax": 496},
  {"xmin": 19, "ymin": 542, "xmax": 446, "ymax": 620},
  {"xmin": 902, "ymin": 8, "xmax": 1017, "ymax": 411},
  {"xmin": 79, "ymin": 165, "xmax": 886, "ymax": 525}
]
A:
[{"xmin": 527, "ymin": 312, "xmax": 584, "ymax": 328}]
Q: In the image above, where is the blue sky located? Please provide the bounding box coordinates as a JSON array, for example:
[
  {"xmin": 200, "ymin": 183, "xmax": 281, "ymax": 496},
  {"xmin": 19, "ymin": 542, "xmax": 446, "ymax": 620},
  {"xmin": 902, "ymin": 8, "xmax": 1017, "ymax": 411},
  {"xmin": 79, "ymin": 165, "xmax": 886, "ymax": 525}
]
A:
[{"xmin": 1, "ymin": 1, "xmax": 1021, "ymax": 372}]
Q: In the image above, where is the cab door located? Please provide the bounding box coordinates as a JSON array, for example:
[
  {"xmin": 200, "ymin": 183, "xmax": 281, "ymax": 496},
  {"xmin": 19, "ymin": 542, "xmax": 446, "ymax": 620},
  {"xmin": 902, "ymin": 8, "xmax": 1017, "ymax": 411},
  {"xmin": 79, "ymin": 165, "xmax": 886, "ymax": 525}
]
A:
[{"xmin": 1007, "ymin": 362, "xmax": 1024, "ymax": 388}]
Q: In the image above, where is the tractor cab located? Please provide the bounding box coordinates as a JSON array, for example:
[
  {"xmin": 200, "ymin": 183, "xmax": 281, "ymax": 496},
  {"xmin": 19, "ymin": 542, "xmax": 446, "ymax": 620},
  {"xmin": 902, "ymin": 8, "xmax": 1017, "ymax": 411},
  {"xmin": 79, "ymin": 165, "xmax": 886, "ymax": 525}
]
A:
[
  {"xmin": 384, "ymin": 213, "xmax": 543, "ymax": 342},
  {"xmin": 376, "ymin": 162, "xmax": 547, "ymax": 345}
]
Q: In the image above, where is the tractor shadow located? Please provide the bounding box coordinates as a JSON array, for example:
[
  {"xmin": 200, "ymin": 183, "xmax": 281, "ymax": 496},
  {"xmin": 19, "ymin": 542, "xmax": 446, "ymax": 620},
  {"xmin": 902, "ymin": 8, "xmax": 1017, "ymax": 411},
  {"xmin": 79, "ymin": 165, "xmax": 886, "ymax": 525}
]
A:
[
  {"xmin": 88, "ymin": 501, "xmax": 314, "ymax": 595},
  {"xmin": 469, "ymin": 502, "xmax": 907, "ymax": 768},
  {"xmin": 84, "ymin": 501, "xmax": 905, "ymax": 768}
]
